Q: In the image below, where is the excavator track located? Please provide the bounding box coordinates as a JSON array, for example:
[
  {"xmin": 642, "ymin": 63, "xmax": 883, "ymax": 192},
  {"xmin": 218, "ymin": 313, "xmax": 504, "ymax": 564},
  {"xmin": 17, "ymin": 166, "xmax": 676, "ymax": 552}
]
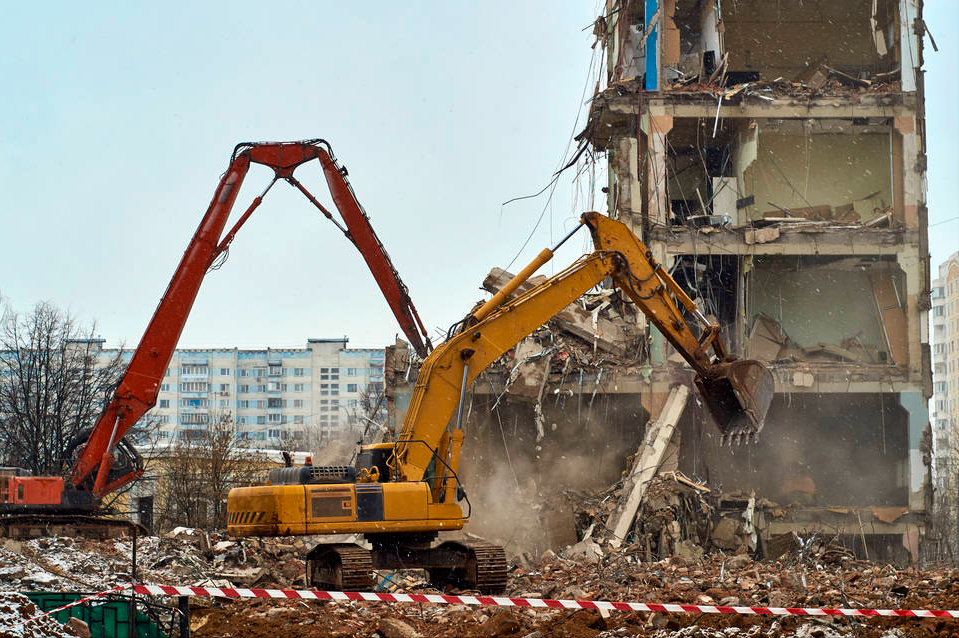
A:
[
  {"xmin": 469, "ymin": 542, "xmax": 508, "ymax": 594},
  {"xmin": 0, "ymin": 514, "xmax": 146, "ymax": 540},
  {"xmin": 428, "ymin": 540, "xmax": 508, "ymax": 593},
  {"xmin": 307, "ymin": 544, "xmax": 373, "ymax": 591}
]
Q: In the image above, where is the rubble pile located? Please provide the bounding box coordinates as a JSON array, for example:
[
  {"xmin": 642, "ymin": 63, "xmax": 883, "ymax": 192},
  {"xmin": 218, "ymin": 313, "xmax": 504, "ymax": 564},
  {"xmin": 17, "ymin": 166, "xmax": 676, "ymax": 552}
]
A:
[
  {"xmin": 183, "ymin": 550, "xmax": 959, "ymax": 638},
  {"xmin": 0, "ymin": 529, "xmax": 314, "ymax": 592},
  {"xmin": 0, "ymin": 592, "xmax": 74, "ymax": 638},
  {"xmin": 2, "ymin": 526, "xmax": 959, "ymax": 636},
  {"xmin": 569, "ymin": 472, "xmax": 715, "ymax": 562}
]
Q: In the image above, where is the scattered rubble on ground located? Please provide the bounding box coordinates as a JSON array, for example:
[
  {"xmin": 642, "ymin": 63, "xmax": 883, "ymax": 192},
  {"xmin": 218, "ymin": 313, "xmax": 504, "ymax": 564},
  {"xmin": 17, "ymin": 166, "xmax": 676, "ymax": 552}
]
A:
[
  {"xmin": 0, "ymin": 592, "xmax": 75, "ymax": 638},
  {"xmin": 2, "ymin": 524, "xmax": 958, "ymax": 637}
]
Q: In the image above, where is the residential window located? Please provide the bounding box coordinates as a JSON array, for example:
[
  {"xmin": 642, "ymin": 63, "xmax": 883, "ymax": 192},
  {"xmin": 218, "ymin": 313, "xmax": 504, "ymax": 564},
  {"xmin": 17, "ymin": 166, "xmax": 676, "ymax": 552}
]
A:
[
  {"xmin": 181, "ymin": 366, "xmax": 209, "ymax": 375},
  {"xmin": 294, "ymin": 383, "xmax": 305, "ymax": 392},
  {"xmin": 293, "ymin": 399, "xmax": 305, "ymax": 408},
  {"xmin": 268, "ymin": 398, "xmax": 282, "ymax": 408},
  {"xmin": 269, "ymin": 429, "xmax": 281, "ymax": 439},
  {"xmin": 181, "ymin": 382, "xmax": 209, "ymax": 392},
  {"xmin": 159, "ymin": 399, "xmax": 170, "ymax": 408},
  {"xmin": 330, "ymin": 383, "xmax": 339, "ymax": 396},
  {"xmin": 256, "ymin": 416, "xmax": 266, "ymax": 425},
  {"xmin": 346, "ymin": 368, "xmax": 359, "ymax": 376},
  {"xmin": 320, "ymin": 384, "xmax": 329, "ymax": 396},
  {"xmin": 219, "ymin": 384, "xmax": 230, "ymax": 392},
  {"xmin": 347, "ymin": 384, "xmax": 358, "ymax": 393},
  {"xmin": 294, "ymin": 415, "xmax": 304, "ymax": 424},
  {"xmin": 294, "ymin": 368, "xmax": 305, "ymax": 377},
  {"xmin": 160, "ymin": 384, "xmax": 170, "ymax": 392},
  {"xmin": 220, "ymin": 368, "xmax": 231, "ymax": 376},
  {"xmin": 268, "ymin": 413, "xmax": 281, "ymax": 423}
]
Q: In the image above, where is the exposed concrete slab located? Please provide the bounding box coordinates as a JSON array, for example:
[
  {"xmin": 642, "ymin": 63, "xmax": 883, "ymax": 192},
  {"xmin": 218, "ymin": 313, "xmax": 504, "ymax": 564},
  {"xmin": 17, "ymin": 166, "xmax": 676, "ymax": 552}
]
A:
[
  {"xmin": 607, "ymin": 385, "xmax": 689, "ymax": 547},
  {"xmin": 482, "ymin": 267, "xmax": 630, "ymax": 353}
]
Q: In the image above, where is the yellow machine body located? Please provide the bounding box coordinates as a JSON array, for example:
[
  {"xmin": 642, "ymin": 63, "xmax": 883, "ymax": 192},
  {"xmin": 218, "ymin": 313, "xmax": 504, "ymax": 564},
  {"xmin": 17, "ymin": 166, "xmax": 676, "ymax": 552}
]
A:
[{"xmin": 229, "ymin": 480, "xmax": 466, "ymax": 537}]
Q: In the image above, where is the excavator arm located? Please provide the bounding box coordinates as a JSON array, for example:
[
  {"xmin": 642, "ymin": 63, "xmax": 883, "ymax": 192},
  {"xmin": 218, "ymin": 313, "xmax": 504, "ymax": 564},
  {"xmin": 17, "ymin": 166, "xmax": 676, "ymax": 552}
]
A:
[
  {"xmin": 392, "ymin": 212, "xmax": 773, "ymax": 483},
  {"xmin": 71, "ymin": 139, "xmax": 432, "ymax": 498},
  {"xmin": 226, "ymin": 212, "xmax": 772, "ymax": 593}
]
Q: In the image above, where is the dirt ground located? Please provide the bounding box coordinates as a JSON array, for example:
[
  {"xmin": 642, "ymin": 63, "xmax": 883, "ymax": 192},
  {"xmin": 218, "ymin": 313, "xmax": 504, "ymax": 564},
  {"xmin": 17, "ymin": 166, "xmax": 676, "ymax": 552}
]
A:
[{"xmin": 186, "ymin": 552, "xmax": 959, "ymax": 638}]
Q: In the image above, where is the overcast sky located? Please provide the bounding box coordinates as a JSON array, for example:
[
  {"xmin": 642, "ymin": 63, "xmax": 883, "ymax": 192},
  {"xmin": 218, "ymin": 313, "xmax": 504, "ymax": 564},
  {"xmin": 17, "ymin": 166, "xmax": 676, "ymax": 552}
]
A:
[{"xmin": 1, "ymin": 2, "xmax": 956, "ymax": 350}]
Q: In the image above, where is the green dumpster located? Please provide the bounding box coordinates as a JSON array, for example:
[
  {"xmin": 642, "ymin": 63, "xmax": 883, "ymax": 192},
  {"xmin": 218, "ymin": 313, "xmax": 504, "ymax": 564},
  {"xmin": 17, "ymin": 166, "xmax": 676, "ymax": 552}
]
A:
[{"xmin": 24, "ymin": 592, "xmax": 168, "ymax": 638}]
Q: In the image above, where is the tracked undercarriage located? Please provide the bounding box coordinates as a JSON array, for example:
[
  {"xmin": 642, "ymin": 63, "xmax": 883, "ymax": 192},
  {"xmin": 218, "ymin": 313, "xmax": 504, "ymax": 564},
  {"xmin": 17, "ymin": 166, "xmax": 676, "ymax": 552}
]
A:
[
  {"xmin": 306, "ymin": 533, "xmax": 507, "ymax": 593},
  {"xmin": 0, "ymin": 514, "xmax": 147, "ymax": 540}
]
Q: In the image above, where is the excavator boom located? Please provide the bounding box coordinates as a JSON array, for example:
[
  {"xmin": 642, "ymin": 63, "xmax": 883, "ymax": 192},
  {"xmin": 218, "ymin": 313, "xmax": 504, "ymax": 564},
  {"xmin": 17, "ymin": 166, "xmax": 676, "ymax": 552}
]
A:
[
  {"xmin": 227, "ymin": 212, "xmax": 773, "ymax": 593},
  {"xmin": 49, "ymin": 139, "xmax": 430, "ymax": 502}
]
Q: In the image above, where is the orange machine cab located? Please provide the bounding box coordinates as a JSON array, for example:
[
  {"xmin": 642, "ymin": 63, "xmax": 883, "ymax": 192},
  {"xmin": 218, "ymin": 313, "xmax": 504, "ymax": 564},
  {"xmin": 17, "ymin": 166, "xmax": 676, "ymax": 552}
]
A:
[{"xmin": 0, "ymin": 469, "xmax": 63, "ymax": 505}]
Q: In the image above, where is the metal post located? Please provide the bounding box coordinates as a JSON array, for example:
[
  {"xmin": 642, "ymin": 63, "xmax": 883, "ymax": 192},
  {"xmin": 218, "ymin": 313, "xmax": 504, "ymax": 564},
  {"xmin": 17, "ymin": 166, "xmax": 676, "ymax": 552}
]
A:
[
  {"xmin": 130, "ymin": 526, "xmax": 137, "ymax": 638},
  {"xmin": 178, "ymin": 596, "xmax": 191, "ymax": 638}
]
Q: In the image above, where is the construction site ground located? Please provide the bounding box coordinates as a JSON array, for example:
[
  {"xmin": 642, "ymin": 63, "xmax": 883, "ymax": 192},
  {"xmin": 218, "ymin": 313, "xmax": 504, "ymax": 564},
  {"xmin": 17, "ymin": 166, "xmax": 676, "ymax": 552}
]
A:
[{"xmin": 1, "ymin": 530, "xmax": 958, "ymax": 638}]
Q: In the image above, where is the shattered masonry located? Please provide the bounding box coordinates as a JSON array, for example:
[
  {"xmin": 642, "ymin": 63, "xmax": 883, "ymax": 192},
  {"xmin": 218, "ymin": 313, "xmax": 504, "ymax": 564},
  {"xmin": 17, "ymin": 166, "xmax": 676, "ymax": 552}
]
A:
[{"xmin": 390, "ymin": 0, "xmax": 933, "ymax": 564}]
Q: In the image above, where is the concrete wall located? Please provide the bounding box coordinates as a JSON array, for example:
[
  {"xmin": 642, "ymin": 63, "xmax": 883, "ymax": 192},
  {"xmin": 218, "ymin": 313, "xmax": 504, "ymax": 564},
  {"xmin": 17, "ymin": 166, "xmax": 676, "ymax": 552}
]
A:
[
  {"xmin": 739, "ymin": 131, "xmax": 893, "ymax": 222},
  {"xmin": 747, "ymin": 258, "xmax": 904, "ymax": 354},
  {"xmin": 722, "ymin": 0, "xmax": 887, "ymax": 78}
]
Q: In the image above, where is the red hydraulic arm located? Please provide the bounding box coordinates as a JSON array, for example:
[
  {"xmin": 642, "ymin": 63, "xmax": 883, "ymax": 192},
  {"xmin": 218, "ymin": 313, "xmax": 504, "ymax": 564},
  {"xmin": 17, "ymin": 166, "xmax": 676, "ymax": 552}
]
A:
[{"xmin": 71, "ymin": 139, "xmax": 432, "ymax": 498}]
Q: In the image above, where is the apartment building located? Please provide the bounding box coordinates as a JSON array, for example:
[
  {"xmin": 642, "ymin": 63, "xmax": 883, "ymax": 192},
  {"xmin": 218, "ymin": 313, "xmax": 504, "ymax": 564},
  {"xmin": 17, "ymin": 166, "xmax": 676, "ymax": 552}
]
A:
[
  {"xmin": 104, "ymin": 338, "xmax": 385, "ymax": 445},
  {"xmin": 932, "ymin": 252, "xmax": 959, "ymax": 489},
  {"xmin": 578, "ymin": 0, "xmax": 931, "ymax": 559}
]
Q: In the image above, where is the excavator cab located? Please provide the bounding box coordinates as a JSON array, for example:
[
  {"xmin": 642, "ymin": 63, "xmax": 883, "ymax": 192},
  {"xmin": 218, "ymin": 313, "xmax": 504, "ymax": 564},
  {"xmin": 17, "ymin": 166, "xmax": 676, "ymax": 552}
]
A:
[{"xmin": 696, "ymin": 359, "xmax": 774, "ymax": 442}]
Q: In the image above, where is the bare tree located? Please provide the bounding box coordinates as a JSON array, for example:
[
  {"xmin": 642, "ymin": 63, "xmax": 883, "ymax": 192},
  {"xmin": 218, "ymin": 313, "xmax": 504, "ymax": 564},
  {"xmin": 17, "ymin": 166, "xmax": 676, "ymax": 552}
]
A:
[
  {"xmin": 303, "ymin": 383, "xmax": 388, "ymax": 466},
  {"xmin": 354, "ymin": 382, "xmax": 388, "ymax": 442},
  {"xmin": 0, "ymin": 301, "xmax": 125, "ymax": 476},
  {"xmin": 154, "ymin": 410, "xmax": 265, "ymax": 531}
]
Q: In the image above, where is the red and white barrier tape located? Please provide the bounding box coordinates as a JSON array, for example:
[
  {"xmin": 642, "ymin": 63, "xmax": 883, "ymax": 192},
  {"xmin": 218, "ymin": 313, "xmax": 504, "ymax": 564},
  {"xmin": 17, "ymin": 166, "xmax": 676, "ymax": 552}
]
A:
[
  {"xmin": 26, "ymin": 585, "xmax": 127, "ymax": 621},
  {"xmin": 129, "ymin": 584, "xmax": 959, "ymax": 619}
]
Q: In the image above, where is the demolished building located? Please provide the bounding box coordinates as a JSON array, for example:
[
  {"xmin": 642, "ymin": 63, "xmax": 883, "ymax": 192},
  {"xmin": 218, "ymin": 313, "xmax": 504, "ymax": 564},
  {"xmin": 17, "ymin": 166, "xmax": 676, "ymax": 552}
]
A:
[
  {"xmin": 388, "ymin": 0, "xmax": 933, "ymax": 563},
  {"xmin": 584, "ymin": 0, "xmax": 933, "ymax": 562}
]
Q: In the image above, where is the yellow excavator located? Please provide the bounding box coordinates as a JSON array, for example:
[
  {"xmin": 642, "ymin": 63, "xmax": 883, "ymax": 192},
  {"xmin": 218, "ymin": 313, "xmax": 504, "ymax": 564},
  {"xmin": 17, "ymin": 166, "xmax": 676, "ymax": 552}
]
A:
[{"xmin": 227, "ymin": 212, "xmax": 773, "ymax": 592}]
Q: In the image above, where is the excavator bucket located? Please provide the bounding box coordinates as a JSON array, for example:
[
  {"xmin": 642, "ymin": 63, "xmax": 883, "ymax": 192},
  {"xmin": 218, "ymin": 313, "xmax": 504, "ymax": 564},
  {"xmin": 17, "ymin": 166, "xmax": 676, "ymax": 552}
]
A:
[{"xmin": 695, "ymin": 359, "xmax": 774, "ymax": 440}]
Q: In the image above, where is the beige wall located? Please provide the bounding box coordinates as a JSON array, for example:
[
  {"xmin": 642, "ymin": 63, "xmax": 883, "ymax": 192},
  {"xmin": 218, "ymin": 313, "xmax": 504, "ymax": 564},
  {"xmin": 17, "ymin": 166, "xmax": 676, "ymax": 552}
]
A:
[
  {"xmin": 740, "ymin": 132, "xmax": 892, "ymax": 222},
  {"xmin": 722, "ymin": 0, "xmax": 884, "ymax": 77}
]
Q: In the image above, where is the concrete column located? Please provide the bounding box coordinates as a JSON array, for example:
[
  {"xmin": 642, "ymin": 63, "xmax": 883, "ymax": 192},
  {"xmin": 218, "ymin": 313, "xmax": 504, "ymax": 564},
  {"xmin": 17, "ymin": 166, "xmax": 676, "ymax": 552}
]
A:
[
  {"xmin": 895, "ymin": 116, "xmax": 921, "ymax": 230},
  {"xmin": 646, "ymin": 115, "xmax": 673, "ymax": 228}
]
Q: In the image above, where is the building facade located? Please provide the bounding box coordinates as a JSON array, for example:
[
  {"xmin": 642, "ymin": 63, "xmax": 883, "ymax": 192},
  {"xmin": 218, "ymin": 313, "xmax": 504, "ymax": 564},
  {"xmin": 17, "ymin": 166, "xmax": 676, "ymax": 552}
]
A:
[
  {"xmin": 583, "ymin": 0, "xmax": 931, "ymax": 559},
  {"xmin": 104, "ymin": 338, "xmax": 385, "ymax": 445},
  {"xmin": 932, "ymin": 252, "xmax": 959, "ymax": 490}
]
